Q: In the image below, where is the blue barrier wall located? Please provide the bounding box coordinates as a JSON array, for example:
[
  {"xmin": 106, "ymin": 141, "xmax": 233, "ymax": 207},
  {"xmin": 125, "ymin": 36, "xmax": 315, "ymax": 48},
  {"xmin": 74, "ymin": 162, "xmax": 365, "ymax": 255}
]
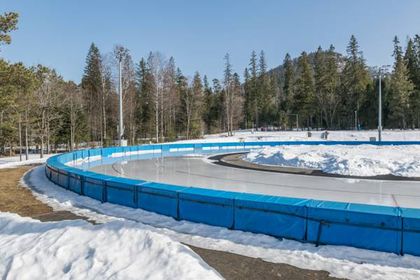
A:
[{"xmin": 45, "ymin": 141, "xmax": 420, "ymax": 256}]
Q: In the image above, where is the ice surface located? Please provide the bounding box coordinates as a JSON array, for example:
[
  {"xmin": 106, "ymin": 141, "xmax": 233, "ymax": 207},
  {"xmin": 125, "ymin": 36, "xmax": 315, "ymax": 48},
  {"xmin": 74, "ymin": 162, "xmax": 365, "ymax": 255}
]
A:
[{"xmin": 91, "ymin": 156, "xmax": 420, "ymax": 208}]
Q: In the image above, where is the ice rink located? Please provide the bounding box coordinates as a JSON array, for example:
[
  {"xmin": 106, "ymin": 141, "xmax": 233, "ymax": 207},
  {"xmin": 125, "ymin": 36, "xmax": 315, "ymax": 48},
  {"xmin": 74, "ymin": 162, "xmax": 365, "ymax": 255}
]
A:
[{"xmin": 90, "ymin": 155, "xmax": 420, "ymax": 209}]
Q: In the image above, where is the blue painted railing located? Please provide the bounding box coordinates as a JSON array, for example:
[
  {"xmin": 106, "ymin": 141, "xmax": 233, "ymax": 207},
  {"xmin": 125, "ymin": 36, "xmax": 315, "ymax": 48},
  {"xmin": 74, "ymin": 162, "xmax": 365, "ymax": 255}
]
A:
[{"xmin": 45, "ymin": 141, "xmax": 420, "ymax": 256}]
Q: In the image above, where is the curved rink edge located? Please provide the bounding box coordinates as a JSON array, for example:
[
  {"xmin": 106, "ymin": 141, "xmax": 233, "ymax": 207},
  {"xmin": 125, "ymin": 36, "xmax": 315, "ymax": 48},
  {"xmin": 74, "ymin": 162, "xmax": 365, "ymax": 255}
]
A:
[{"xmin": 45, "ymin": 140, "xmax": 420, "ymax": 256}]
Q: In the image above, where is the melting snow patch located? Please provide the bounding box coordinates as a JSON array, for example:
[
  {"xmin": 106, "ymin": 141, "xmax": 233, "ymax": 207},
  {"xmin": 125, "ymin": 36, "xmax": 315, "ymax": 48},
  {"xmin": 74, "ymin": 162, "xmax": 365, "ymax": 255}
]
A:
[
  {"xmin": 0, "ymin": 212, "xmax": 221, "ymax": 280},
  {"xmin": 245, "ymin": 145, "xmax": 420, "ymax": 177}
]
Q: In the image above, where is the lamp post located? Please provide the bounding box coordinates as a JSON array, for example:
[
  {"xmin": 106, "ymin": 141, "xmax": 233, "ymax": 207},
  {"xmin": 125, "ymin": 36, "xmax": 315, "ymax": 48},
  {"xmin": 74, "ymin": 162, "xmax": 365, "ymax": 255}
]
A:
[
  {"xmin": 377, "ymin": 65, "xmax": 390, "ymax": 142},
  {"xmin": 118, "ymin": 57, "xmax": 123, "ymax": 146},
  {"xmin": 114, "ymin": 45, "xmax": 126, "ymax": 147},
  {"xmin": 378, "ymin": 68, "xmax": 382, "ymax": 142}
]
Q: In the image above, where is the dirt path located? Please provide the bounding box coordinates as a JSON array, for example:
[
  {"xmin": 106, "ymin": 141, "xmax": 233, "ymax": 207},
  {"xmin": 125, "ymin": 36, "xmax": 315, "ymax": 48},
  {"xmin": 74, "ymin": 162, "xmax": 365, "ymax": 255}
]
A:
[
  {"xmin": 0, "ymin": 166, "xmax": 82, "ymax": 222},
  {"xmin": 0, "ymin": 166, "xmax": 343, "ymax": 280},
  {"xmin": 190, "ymin": 245, "xmax": 342, "ymax": 280}
]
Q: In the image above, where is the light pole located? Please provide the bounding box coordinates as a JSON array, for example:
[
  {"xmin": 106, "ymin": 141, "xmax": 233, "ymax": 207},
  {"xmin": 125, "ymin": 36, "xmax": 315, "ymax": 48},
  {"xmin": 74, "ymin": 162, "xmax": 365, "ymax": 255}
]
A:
[
  {"xmin": 118, "ymin": 57, "xmax": 123, "ymax": 146},
  {"xmin": 377, "ymin": 65, "xmax": 390, "ymax": 142},
  {"xmin": 378, "ymin": 68, "xmax": 382, "ymax": 142}
]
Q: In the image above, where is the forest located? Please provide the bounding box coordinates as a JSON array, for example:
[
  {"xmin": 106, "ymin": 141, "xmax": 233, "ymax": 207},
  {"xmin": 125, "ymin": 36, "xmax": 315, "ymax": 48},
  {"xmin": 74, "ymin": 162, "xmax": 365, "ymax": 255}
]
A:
[{"xmin": 1, "ymin": 12, "xmax": 420, "ymax": 155}]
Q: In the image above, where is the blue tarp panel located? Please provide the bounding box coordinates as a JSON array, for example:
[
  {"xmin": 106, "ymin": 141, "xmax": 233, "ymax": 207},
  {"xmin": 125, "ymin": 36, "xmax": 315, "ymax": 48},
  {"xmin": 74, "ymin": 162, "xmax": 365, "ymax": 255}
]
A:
[
  {"xmin": 178, "ymin": 187, "xmax": 237, "ymax": 227},
  {"xmin": 57, "ymin": 169, "xmax": 69, "ymax": 188},
  {"xmin": 401, "ymin": 208, "xmax": 420, "ymax": 256},
  {"xmin": 234, "ymin": 193, "xmax": 309, "ymax": 240},
  {"xmin": 139, "ymin": 182, "xmax": 187, "ymax": 218},
  {"xmin": 88, "ymin": 148, "xmax": 102, "ymax": 158},
  {"xmin": 50, "ymin": 167, "xmax": 59, "ymax": 185},
  {"xmin": 106, "ymin": 177, "xmax": 144, "ymax": 207},
  {"xmin": 83, "ymin": 173, "xmax": 107, "ymax": 201},
  {"xmin": 306, "ymin": 201, "xmax": 402, "ymax": 254},
  {"xmin": 68, "ymin": 172, "xmax": 83, "ymax": 194}
]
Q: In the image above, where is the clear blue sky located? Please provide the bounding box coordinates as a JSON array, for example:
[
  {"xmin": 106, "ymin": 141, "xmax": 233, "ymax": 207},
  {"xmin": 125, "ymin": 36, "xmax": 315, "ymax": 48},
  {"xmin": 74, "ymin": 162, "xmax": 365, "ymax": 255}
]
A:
[{"xmin": 1, "ymin": 0, "xmax": 420, "ymax": 83}]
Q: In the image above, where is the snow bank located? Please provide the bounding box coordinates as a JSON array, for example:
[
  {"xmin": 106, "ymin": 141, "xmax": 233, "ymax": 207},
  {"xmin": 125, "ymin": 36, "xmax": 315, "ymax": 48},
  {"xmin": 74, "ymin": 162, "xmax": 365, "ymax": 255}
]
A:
[
  {"xmin": 22, "ymin": 166, "xmax": 420, "ymax": 280},
  {"xmin": 245, "ymin": 144, "xmax": 420, "ymax": 177},
  {"xmin": 0, "ymin": 212, "xmax": 220, "ymax": 280},
  {"xmin": 0, "ymin": 154, "xmax": 54, "ymax": 169},
  {"xmin": 179, "ymin": 129, "xmax": 420, "ymax": 143}
]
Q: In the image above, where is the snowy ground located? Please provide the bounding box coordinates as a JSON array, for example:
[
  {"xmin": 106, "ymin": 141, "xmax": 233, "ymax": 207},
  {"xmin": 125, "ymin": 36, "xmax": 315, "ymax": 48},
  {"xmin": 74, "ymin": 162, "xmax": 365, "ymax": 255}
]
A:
[
  {"xmin": 181, "ymin": 129, "xmax": 420, "ymax": 143},
  {"xmin": 0, "ymin": 213, "xmax": 221, "ymax": 280},
  {"xmin": 245, "ymin": 144, "xmax": 420, "ymax": 177},
  {"xmin": 16, "ymin": 165, "xmax": 420, "ymax": 280},
  {"xmin": 0, "ymin": 154, "xmax": 54, "ymax": 169}
]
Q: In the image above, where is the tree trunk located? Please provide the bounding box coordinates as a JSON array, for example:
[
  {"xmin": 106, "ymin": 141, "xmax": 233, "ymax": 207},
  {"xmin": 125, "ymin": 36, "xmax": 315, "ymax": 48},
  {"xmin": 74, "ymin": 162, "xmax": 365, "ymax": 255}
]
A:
[
  {"xmin": 155, "ymin": 87, "xmax": 159, "ymax": 143},
  {"xmin": 18, "ymin": 114, "xmax": 22, "ymax": 161},
  {"xmin": 25, "ymin": 109, "xmax": 29, "ymax": 160}
]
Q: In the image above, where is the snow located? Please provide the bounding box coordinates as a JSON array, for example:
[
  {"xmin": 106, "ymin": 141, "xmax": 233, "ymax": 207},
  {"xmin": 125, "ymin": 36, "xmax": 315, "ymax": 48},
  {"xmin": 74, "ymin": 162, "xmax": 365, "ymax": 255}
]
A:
[
  {"xmin": 179, "ymin": 129, "xmax": 420, "ymax": 143},
  {"xmin": 245, "ymin": 144, "xmax": 420, "ymax": 177},
  {"xmin": 0, "ymin": 154, "xmax": 54, "ymax": 169},
  {"xmin": 0, "ymin": 212, "xmax": 221, "ymax": 280},
  {"xmin": 20, "ymin": 165, "xmax": 420, "ymax": 280}
]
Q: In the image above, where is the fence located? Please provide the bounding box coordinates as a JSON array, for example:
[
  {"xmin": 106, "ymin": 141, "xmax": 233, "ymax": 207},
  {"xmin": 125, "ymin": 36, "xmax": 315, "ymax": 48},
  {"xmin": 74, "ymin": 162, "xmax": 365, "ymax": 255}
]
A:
[{"xmin": 45, "ymin": 141, "xmax": 420, "ymax": 256}]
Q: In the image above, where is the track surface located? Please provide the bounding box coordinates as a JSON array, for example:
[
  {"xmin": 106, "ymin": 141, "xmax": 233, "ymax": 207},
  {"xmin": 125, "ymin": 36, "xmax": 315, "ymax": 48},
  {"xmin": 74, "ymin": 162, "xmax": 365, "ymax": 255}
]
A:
[{"xmin": 90, "ymin": 155, "xmax": 420, "ymax": 208}]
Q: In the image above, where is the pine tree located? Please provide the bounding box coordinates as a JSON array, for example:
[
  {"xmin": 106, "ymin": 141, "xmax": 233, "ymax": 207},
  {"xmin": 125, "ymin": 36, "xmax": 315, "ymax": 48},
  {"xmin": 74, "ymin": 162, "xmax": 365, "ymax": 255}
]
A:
[
  {"xmin": 405, "ymin": 38, "xmax": 419, "ymax": 87},
  {"xmin": 81, "ymin": 43, "xmax": 103, "ymax": 142},
  {"xmin": 405, "ymin": 37, "xmax": 420, "ymax": 127},
  {"xmin": 388, "ymin": 36, "xmax": 414, "ymax": 128},
  {"xmin": 258, "ymin": 50, "xmax": 274, "ymax": 126},
  {"xmin": 223, "ymin": 53, "xmax": 234, "ymax": 135},
  {"xmin": 249, "ymin": 51, "xmax": 259, "ymax": 128},
  {"xmin": 243, "ymin": 67, "xmax": 252, "ymax": 128},
  {"xmin": 293, "ymin": 52, "xmax": 315, "ymax": 128},
  {"xmin": 282, "ymin": 53, "xmax": 294, "ymax": 113},
  {"xmin": 202, "ymin": 75, "xmax": 214, "ymax": 133},
  {"xmin": 0, "ymin": 12, "xmax": 18, "ymax": 48},
  {"xmin": 136, "ymin": 58, "xmax": 155, "ymax": 139},
  {"xmin": 192, "ymin": 72, "xmax": 204, "ymax": 135},
  {"xmin": 314, "ymin": 45, "xmax": 340, "ymax": 128},
  {"xmin": 341, "ymin": 35, "xmax": 370, "ymax": 128}
]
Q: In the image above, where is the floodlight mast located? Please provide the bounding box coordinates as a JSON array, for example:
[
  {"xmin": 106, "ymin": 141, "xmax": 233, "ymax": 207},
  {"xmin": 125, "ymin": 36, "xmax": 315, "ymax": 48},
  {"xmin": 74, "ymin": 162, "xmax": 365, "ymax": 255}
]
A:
[
  {"xmin": 378, "ymin": 68, "xmax": 382, "ymax": 142},
  {"xmin": 118, "ymin": 57, "xmax": 123, "ymax": 146},
  {"xmin": 377, "ymin": 65, "xmax": 390, "ymax": 142}
]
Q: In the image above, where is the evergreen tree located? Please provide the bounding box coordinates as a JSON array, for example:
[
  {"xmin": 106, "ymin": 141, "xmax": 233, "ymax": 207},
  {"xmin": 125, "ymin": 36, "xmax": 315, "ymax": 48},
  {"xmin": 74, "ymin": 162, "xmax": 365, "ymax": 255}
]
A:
[
  {"xmin": 293, "ymin": 52, "xmax": 315, "ymax": 128},
  {"xmin": 0, "ymin": 12, "xmax": 18, "ymax": 48},
  {"xmin": 223, "ymin": 53, "xmax": 234, "ymax": 135},
  {"xmin": 341, "ymin": 35, "xmax": 371, "ymax": 128},
  {"xmin": 405, "ymin": 37, "xmax": 420, "ymax": 127},
  {"xmin": 202, "ymin": 75, "xmax": 214, "ymax": 133},
  {"xmin": 81, "ymin": 43, "xmax": 103, "ymax": 141},
  {"xmin": 243, "ymin": 67, "xmax": 252, "ymax": 128},
  {"xmin": 249, "ymin": 51, "xmax": 259, "ymax": 127},
  {"xmin": 191, "ymin": 72, "xmax": 204, "ymax": 137},
  {"xmin": 314, "ymin": 45, "xmax": 340, "ymax": 128},
  {"xmin": 282, "ymin": 53, "xmax": 294, "ymax": 113},
  {"xmin": 388, "ymin": 36, "xmax": 414, "ymax": 128},
  {"xmin": 136, "ymin": 58, "xmax": 155, "ymax": 139},
  {"xmin": 405, "ymin": 38, "xmax": 419, "ymax": 87},
  {"xmin": 258, "ymin": 50, "xmax": 274, "ymax": 126}
]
